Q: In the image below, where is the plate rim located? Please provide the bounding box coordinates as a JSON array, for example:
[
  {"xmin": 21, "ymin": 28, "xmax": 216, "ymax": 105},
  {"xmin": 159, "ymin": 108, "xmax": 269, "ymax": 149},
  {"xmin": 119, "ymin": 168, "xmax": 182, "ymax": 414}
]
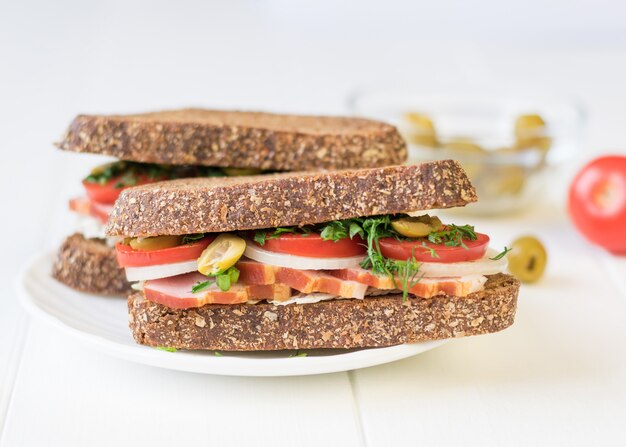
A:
[{"xmin": 17, "ymin": 250, "xmax": 449, "ymax": 377}]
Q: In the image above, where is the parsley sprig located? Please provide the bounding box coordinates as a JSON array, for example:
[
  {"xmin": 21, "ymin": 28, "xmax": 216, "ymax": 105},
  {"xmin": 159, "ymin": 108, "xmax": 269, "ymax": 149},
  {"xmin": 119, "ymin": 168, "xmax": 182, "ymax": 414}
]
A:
[
  {"xmin": 354, "ymin": 216, "xmax": 421, "ymax": 300},
  {"xmin": 253, "ymin": 220, "xmax": 361, "ymax": 246},
  {"xmin": 84, "ymin": 161, "xmax": 227, "ymax": 189},
  {"xmin": 427, "ymin": 224, "xmax": 477, "ymax": 248},
  {"xmin": 181, "ymin": 233, "xmax": 206, "ymax": 244},
  {"xmin": 191, "ymin": 266, "xmax": 240, "ymax": 293},
  {"xmin": 250, "ymin": 215, "xmax": 479, "ymax": 300},
  {"xmin": 489, "ymin": 246, "xmax": 512, "ymax": 260},
  {"xmin": 253, "ymin": 227, "xmax": 312, "ymax": 246},
  {"xmin": 156, "ymin": 346, "xmax": 177, "ymax": 352}
]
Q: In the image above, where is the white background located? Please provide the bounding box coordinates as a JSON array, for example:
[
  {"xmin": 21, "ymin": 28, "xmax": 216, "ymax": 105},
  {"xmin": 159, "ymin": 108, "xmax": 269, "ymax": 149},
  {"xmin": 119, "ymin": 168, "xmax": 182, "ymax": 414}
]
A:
[{"xmin": 2, "ymin": 1, "xmax": 626, "ymax": 446}]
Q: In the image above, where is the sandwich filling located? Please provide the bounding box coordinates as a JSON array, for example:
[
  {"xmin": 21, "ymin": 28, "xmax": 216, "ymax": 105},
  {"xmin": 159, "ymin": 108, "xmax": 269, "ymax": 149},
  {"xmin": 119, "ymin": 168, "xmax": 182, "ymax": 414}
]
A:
[
  {"xmin": 114, "ymin": 214, "xmax": 510, "ymax": 309},
  {"xmin": 69, "ymin": 161, "xmax": 268, "ymax": 237}
]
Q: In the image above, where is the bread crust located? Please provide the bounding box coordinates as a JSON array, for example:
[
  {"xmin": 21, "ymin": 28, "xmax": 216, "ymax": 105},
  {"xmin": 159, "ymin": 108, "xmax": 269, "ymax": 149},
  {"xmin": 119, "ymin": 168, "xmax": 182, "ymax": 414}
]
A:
[
  {"xmin": 106, "ymin": 160, "xmax": 477, "ymax": 237},
  {"xmin": 52, "ymin": 233, "xmax": 131, "ymax": 296},
  {"xmin": 128, "ymin": 274, "xmax": 519, "ymax": 351},
  {"xmin": 56, "ymin": 109, "xmax": 407, "ymax": 171}
]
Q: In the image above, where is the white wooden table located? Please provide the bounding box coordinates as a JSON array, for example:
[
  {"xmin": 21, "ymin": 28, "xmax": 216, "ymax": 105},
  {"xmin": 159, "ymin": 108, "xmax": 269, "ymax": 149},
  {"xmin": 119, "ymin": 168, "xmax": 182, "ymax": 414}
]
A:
[{"xmin": 2, "ymin": 1, "xmax": 626, "ymax": 445}]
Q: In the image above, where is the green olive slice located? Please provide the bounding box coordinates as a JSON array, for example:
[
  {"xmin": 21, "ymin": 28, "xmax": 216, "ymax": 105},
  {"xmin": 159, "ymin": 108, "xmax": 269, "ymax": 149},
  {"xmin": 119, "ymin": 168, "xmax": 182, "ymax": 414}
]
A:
[
  {"xmin": 129, "ymin": 235, "xmax": 183, "ymax": 251},
  {"xmin": 391, "ymin": 217, "xmax": 433, "ymax": 238}
]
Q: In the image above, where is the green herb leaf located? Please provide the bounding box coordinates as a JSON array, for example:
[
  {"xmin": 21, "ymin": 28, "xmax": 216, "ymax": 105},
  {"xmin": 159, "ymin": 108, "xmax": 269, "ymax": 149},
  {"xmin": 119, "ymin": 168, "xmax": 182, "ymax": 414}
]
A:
[
  {"xmin": 320, "ymin": 221, "xmax": 348, "ymax": 242},
  {"xmin": 289, "ymin": 351, "xmax": 308, "ymax": 357},
  {"xmin": 214, "ymin": 351, "xmax": 222, "ymax": 357},
  {"xmin": 393, "ymin": 255, "xmax": 422, "ymax": 300},
  {"xmin": 156, "ymin": 346, "xmax": 177, "ymax": 352},
  {"xmin": 195, "ymin": 266, "xmax": 240, "ymax": 293},
  {"xmin": 489, "ymin": 246, "xmax": 512, "ymax": 260},
  {"xmin": 198, "ymin": 166, "xmax": 227, "ymax": 178},
  {"xmin": 253, "ymin": 231, "xmax": 267, "ymax": 246},
  {"xmin": 254, "ymin": 226, "xmax": 314, "ymax": 245},
  {"xmin": 421, "ymin": 241, "xmax": 439, "ymax": 258},
  {"xmin": 269, "ymin": 227, "xmax": 299, "ymax": 238},
  {"xmin": 182, "ymin": 233, "xmax": 206, "ymax": 244},
  {"xmin": 428, "ymin": 224, "xmax": 477, "ymax": 248},
  {"xmin": 216, "ymin": 274, "xmax": 231, "ymax": 291},
  {"xmin": 349, "ymin": 222, "xmax": 364, "ymax": 239},
  {"xmin": 84, "ymin": 161, "xmax": 229, "ymax": 188},
  {"xmin": 191, "ymin": 280, "xmax": 214, "ymax": 293}
]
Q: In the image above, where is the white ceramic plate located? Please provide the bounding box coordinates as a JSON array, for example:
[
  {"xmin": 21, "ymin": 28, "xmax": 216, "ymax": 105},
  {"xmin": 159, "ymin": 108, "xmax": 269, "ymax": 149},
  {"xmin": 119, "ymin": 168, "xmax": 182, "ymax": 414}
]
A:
[{"xmin": 17, "ymin": 251, "xmax": 448, "ymax": 377}]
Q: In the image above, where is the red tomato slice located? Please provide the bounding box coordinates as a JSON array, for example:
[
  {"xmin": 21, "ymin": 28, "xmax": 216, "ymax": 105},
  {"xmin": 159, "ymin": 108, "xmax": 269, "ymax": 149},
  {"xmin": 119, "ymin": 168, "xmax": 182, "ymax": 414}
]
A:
[
  {"xmin": 82, "ymin": 175, "xmax": 160, "ymax": 204},
  {"xmin": 116, "ymin": 237, "xmax": 215, "ymax": 267},
  {"xmin": 257, "ymin": 233, "xmax": 366, "ymax": 258},
  {"xmin": 569, "ymin": 155, "xmax": 626, "ymax": 254},
  {"xmin": 378, "ymin": 233, "xmax": 490, "ymax": 263}
]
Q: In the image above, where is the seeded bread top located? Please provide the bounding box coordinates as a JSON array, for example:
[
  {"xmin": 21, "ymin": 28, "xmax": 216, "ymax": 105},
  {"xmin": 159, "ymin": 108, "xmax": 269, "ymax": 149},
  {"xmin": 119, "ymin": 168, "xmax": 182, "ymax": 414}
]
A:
[
  {"xmin": 106, "ymin": 160, "xmax": 477, "ymax": 237},
  {"xmin": 57, "ymin": 109, "xmax": 407, "ymax": 170}
]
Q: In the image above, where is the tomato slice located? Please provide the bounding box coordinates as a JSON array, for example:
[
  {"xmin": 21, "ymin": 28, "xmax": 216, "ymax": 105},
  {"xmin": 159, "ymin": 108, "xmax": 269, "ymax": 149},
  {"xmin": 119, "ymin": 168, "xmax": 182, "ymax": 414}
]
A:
[
  {"xmin": 257, "ymin": 233, "xmax": 366, "ymax": 258},
  {"xmin": 378, "ymin": 233, "xmax": 490, "ymax": 263},
  {"xmin": 116, "ymin": 237, "xmax": 215, "ymax": 267},
  {"xmin": 82, "ymin": 175, "xmax": 160, "ymax": 204}
]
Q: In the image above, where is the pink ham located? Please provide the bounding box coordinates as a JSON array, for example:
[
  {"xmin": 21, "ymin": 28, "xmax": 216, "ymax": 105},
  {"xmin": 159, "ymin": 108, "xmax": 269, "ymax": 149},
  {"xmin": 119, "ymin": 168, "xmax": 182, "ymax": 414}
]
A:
[
  {"xmin": 408, "ymin": 276, "xmax": 487, "ymax": 298},
  {"xmin": 330, "ymin": 267, "xmax": 396, "ymax": 289},
  {"xmin": 144, "ymin": 272, "xmax": 291, "ymax": 308},
  {"xmin": 332, "ymin": 268, "xmax": 487, "ymax": 298},
  {"xmin": 69, "ymin": 197, "xmax": 113, "ymax": 224},
  {"xmin": 237, "ymin": 259, "xmax": 367, "ymax": 299},
  {"xmin": 237, "ymin": 259, "xmax": 276, "ymax": 285}
]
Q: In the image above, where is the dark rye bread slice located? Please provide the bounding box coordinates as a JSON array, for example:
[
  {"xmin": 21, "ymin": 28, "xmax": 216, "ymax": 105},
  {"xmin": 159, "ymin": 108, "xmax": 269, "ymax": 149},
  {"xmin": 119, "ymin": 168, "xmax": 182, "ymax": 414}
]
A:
[
  {"xmin": 106, "ymin": 160, "xmax": 477, "ymax": 237},
  {"xmin": 52, "ymin": 233, "xmax": 131, "ymax": 296},
  {"xmin": 128, "ymin": 273, "xmax": 519, "ymax": 351},
  {"xmin": 56, "ymin": 109, "xmax": 407, "ymax": 171}
]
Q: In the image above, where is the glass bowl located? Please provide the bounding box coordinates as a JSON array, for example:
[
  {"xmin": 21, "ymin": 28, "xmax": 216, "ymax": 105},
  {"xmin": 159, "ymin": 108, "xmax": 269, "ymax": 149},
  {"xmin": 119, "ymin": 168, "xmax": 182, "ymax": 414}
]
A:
[{"xmin": 349, "ymin": 90, "xmax": 585, "ymax": 215}]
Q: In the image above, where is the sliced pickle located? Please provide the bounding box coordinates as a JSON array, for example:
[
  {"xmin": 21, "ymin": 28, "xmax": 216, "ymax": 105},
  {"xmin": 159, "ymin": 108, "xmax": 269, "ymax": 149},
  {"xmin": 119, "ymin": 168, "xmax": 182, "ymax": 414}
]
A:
[
  {"xmin": 197, "ymin": 234, "xmax": 246, "ymax": 275},
  {"xmin": 129, "ymin": 235, "xmax": 182, "ymax": 251}
]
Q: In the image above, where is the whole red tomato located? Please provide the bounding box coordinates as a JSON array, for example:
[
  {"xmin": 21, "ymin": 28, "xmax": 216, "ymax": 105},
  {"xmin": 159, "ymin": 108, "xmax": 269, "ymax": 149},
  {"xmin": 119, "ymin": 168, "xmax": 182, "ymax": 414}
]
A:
[{"xmin": 568, "ymin": 155, "xmax": 626, "ymax": 254}]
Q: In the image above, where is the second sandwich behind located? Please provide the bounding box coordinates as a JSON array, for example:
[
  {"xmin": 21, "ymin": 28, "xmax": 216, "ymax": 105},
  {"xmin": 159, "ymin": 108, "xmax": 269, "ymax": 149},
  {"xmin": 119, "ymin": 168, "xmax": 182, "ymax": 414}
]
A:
[{"xmin": 52, "ymin": 108, "xmax": 407, "ymax": 295}]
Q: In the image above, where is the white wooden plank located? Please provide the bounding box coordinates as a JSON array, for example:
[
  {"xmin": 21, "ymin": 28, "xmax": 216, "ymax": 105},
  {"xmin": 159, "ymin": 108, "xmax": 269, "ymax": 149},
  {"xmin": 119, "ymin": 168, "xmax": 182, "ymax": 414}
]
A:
[
  {"xmin": 1, "ymin": 325, "xmax": 362, "ymax": 447},
  {"xmin": 352, "ymin": 218, "xmax": 626, "ymax": 446}
]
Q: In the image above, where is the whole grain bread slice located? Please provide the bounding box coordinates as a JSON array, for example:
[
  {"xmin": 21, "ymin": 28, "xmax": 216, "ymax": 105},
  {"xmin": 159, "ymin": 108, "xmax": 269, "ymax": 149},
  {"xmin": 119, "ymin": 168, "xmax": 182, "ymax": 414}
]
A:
[
  {"xmin": 128, "ymin": 273, "xmax": 519, "ymax": 351},
  {"xmin": 52, "ymin": 233, "xmax": 131, "ymax": 296},
  {"xmin": 57, "ymin": 109, "xmax": 407, "ymax": 171},
  {"xmin": 106, "ymin": 160, "xmax": 477, "ymax": 237}
]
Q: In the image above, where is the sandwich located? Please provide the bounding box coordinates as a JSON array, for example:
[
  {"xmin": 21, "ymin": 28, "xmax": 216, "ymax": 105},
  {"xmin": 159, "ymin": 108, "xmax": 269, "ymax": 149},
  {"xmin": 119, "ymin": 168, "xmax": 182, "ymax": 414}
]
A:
[
  {"xmin": 105, "ymin": 160, "xmax": 519, "ymax": 351},
  {"xmin": 51, "ymin": 108, "xmax": 407, "ymax": 295}
]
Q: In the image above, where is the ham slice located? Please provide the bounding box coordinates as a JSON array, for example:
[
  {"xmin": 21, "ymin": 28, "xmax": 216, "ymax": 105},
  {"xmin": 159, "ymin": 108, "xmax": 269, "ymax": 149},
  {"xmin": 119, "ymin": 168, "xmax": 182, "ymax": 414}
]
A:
[
  {"xmin": 331, "ymin": 267, "xmax": 487, "ymax": 298},
  {"xmin": 237, "ymin": 259, "xmax": 367, "ymax": 299},
  {"xmin": 407, "ymin": 275, "xmax": 487, "ymax": 298},
  {"xmin": 143, "ymin": 261, "xmax": 488, "ymax": 309},
  {"xmin": 330, "ymin": 267, "xmax": 396, "ymax": 289},
  {"xmin": 69, "ymin": 197, "xmax": 112, "ymax": 224},
  {"xmin": 237, "ymin": 259, "xmax": 276, "ymax": 285},
  {"xmin": 144, "ymin": 272, "xmax": 291, "ymax": 308}
]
